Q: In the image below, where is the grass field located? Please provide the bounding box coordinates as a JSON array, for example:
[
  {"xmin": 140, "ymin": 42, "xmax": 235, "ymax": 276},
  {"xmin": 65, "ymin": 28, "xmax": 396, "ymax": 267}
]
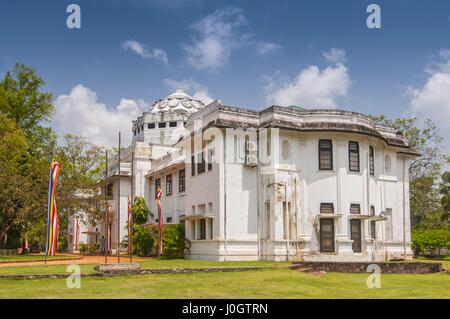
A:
[
  {"xmin": 0, "ymin": 268, "xmax": 448, "ymax": 298},
  {"xmin": 0, "ymin": 257, "xmax": 448, "ymax": 298},
  {"xmin": 0, "ymin": 254, "xmax": 78, "ymax": 262}
]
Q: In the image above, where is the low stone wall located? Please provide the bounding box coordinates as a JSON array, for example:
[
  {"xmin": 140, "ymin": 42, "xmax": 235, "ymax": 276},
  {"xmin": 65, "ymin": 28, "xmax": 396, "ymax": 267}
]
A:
[
  {"xmin": 0, "ymin": 266, "xmax": 273, "ymax": 280},
  {"xmin": 0, "ymin": 249, "xmax": 17, "ymax": 256},
  {"xmin": 291, "ymin": 261, "xmax": 442, "ymax": 274}
]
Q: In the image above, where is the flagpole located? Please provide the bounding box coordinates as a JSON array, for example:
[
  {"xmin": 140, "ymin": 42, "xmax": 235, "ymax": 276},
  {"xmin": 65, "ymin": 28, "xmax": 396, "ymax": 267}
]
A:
[
  {"xmin": 117, "ymin": 132, "xmax": 121, "ymax": 263},
  {"xmin": 104, "ymin": 149, "xmax": 108, "ymax": 265},
  {"xmin": 130, "ymin": 150, "xmax": 134, "ymax": 263}
]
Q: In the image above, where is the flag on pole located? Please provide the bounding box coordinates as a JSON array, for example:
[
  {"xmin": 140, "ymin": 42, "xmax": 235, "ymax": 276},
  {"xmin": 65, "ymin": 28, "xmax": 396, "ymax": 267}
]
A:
[
  {"xmin": 156, "ymin": 186, "xmax": 163, "ymax": 255},
  {"xmin": 45, "ymin": 160, "xmax": 61, "ymax": 256}
]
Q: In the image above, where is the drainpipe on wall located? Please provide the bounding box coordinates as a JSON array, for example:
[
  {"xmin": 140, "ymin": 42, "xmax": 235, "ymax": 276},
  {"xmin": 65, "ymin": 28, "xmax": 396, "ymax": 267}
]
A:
[
  {"xmin": 256, "ymin": 133, "xmax": 261, "ymax": 260},
  {"xmin": 223, "ymin": 134, "xmax": 227, "ymax": 262}
]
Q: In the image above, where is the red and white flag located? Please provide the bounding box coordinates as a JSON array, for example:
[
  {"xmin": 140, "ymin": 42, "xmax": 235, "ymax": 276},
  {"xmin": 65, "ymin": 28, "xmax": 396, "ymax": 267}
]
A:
[{"xmin": 157, "ymin": 186, "xmax": 163, "ymax": 255}]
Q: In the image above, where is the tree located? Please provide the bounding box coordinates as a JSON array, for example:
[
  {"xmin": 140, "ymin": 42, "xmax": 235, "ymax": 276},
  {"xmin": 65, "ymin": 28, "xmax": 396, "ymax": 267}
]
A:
[
  {"xmin": 130, "ymin": 196, "xmax": 155, "ymax": 256},
  {"xmin": 439, "ymin": 169, "xmax": 450, "ymax": 222},
  {"xmin": 0, "ymin": 64, "xmax": 57, "ymax": 249},
  {"xmin": 370, "ymin": 115, "xmax": 447, "ymax": 228}
]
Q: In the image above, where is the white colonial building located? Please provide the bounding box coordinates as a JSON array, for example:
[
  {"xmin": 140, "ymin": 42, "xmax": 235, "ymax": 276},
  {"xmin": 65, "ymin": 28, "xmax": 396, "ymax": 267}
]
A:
[{"xmin": 68, "ymin": 88, "xmax": 418, "ymax": 262}]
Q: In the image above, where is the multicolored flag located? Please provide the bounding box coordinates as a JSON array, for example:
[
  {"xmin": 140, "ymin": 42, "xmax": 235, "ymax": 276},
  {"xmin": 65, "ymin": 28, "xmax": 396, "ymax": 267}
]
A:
[
  {"xmin": 156, "ymin": 186, "xmax": 163, "ymax": 255},
  {"xmin": 45, "ymin": 160, "xmax": 61, "ymax": 256}
]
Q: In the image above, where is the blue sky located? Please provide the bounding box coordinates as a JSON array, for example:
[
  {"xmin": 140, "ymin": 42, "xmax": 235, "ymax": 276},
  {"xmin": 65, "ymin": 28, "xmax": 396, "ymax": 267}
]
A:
[{"xmin": 1, "ymin": 0, "xmax": 450, "ymax": 148}]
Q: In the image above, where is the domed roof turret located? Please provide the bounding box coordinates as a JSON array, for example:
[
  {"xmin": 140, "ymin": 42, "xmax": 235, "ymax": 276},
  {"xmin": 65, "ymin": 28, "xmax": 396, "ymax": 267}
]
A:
[{"xmin": 150, "ymin": 88, "xmax": 205, "ymax": 114}]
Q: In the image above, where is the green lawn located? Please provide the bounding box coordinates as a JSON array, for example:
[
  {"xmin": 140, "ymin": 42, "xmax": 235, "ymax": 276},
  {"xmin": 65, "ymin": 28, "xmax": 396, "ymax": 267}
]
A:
[
  {"xmin": 0, "ymin": 268, "xmax": 448, "ymax": 298},
  {"xmin": 0, "ymin": 254, "xmax": 78, "ymax": 262}
]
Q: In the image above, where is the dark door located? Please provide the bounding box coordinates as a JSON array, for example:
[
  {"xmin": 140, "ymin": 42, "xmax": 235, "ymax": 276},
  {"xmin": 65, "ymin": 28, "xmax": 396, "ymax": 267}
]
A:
[
  {"xmin": 320, "ymin": 218, "xmax": 335, "ymax": 252},
  {"xmin": 350, "ymin": 219, "xmax": 362, "ymax": 253}
]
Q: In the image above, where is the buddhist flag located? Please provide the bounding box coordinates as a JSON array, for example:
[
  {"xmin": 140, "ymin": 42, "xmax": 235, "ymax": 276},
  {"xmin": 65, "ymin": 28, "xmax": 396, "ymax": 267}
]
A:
[
  {"xmin": 45, "ymin": 160, "xmax": 61, "ymax": 256},
  {"xmin": 157, "ymin": 186, "xmax": 163, "ymax": 255}
]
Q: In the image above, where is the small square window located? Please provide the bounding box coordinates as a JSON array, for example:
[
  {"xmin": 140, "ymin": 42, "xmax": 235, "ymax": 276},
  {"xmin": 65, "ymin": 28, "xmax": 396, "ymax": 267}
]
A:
[
  {"xmin": 158, "ymin": 122, "xmax": 166, "ymax": 128},
  {"xmin": 148, "ymin": 123, "xmax": 155, "ymax": 129},
  {"xmin": 169, "ymin": 121, "xmax": 177, "ymax": 127},
  {"xmin": 320, "ymin": 203, "xmax": 334, "ymax": 214}
]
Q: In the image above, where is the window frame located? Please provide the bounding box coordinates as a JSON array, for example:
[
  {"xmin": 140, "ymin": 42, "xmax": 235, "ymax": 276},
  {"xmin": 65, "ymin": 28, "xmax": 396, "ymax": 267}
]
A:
[
  {"xmin": 320, "ymin": 218, "xmax": 335, "ymax": 253},
  {"xmin": 199, "ymin": 219, "xmax": 206, "ymax": 240},
  {"xmin": 178, "ymin": 169, "xmax": 186, "ymax": 193},
  {"xmin": 320, "ymin": 203, "xmax": 334, "ymax": 214},
  {"xmin": 348, "ymin": 141, "xmax": 360, "ymax": 172},
  {"xmin": 350, "ymin": 219, "xmax": 362, "ymax": 253},
  {"xmin": 165, "ymin": 174, "xmax": 173, "ymax": 196},
  {"xmin": 369, "ymin": 145, "xmax": 375, "ymax": 175},
  {"xmin": 318, "ymin": 139, "xmax": 333, "ymax": 170},
  {"xmin": 350, "ymin": 203, "xmax": 361, "ymax": 215}
]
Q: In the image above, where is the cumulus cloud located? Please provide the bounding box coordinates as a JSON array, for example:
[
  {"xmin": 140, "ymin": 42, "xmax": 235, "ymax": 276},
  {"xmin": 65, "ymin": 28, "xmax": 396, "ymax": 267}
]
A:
[
  {"xmin": 183, "ymin": 7, "xmax": 280, "ymax": 71},
  {"xmin": 322, "ymin": 48, "xmax": 347, "ymax": 64},
  {"xmin": 53, "ymin": 85, "xmax": 148, "ymax": 147},
  {"xmin": 163, "ymin": 78, "xmax": 214, "ymax": 104},
  {"xmin": 122, "ymin": 39, "xmax": 168, "ymax": 64},
  {"xmin": 409, "ymin": 50, "xmax": 450, "ymax": 141},
  {"xmin": 265, "ymin": 63, "xmax": 351, "ymax": 108}
]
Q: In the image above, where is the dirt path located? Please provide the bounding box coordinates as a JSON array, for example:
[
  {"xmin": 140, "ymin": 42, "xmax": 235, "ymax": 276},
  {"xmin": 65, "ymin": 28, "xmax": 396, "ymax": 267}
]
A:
[{"xmin": 0, "ymin": 255, "xmax": 144, "ymax": 267}]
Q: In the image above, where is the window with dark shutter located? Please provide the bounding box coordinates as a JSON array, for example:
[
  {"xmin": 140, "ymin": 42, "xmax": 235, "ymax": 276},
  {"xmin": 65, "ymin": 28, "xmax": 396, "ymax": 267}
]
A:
[
  {"xmin": 369, "ymin": 145, "xmax": 375, "ymax": 175},
  {"xmin": 191, "ymin": 156, "xmax": 195, "ymax": 176},
  {"xmin": 148, "ymin": 123, "xmax": 155, "ymax": 129},
  {"xmin": 166, "ymin": 174, "xmax": 172, "ymax": 196},
  {"xmin": 348, "ymin": 141, "xmax": 360, "ymax": 172},
  {"xmin": 350, "ymin": 203, "xmax": 361, "ymax": 215},
  {"xmin": 351, "ymin": 219, "xmax": 362, "ymax": 252},
  {"xmin": 169, "ymin": 121, "xmax": 177, "ymax": 127},
  {"xmin": 158, "ymin": 122, "xmax": 166, "ymax": 128},
  {"xmin": 200, "ymin": 219, "xmax": 206, "ymax": 240},
  {"xmin": 370, "ymin": 205, "xmax": 375, "ymax": 216},
  {"xmin": 155, "ymin": 178, "xmax": 161, "ymax": 198},
  {"xmin": 197, "ymin": 153, "xmax": 205, "ymax": 174},
  {"xmin": 320, "ymin": 219, "xmax": 335, "ymax": 252},
  {"xmin": 319, "ymin": 139, "xmax": 333, "ymax": 170},
  {"xmin": 320, "ymin": 203, "xmax": 334, "ymax": 214},
  {"xmin": 207, "ymin": 148, "xmax": 213, "ymax": 171},
  {"xmin": 371, "ymin": 221, "xmax": 376, "ymax": 239},
  {"xmin": 179, "ymin": 169, "xmax": 186, "ymax": 192}
]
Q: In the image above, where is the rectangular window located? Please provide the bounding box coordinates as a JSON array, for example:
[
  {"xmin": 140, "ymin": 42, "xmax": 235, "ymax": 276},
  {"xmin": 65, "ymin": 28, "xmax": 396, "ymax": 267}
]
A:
[
  {"xmin": 166, "ymin": 217, "xmax": 172, "ymax": 223},
  {"xmin": 191, "ymin": 220, "xmax": 195, "ymax": 239},
  {"xmin": 371, "ymin": 221, "xmax": 376, "ymax": 239},
  {"xmin": 165, "ymin": 174, "xmax": 172, "ymax": 196},
  {"xmin": 319, "ymin": 139, "xmax": 333, "ymax": 170},
  {"xmin": 197, "ymin": 153, "xmax": 205, "ymax": 174},
  {"xmin": 106, "ymin": 183, "xmax": 113, "ymax": 199},
  {"xmin": 199, "ymin": 219, "xmax": 206, "ymax": 240},
  {"xmin": 155, "ymin": 178, "xmax": 161, "ymax": 198},
  {"xmin": 178, "ymin": 169, "xmax": 186, "ymax": 192},
  {"xmin": 169, "ymin": 121, "xmax": 177, "ymax": 127},
  {"xmin": 320, "ymin": 218, "xmax": 335, "ymax": 252},
  {"xmin": 350, "ymin": 203, "xmax": 361, "ymax": 215},
  {"xmin": 348, "ymin": 141, "xmax": 360, "ymax": 172},
  {"xmin": 350, "ymin": 219, "xmax": 362, "ymax": 253},
  {"xmin": 148, "ymin": 123, "xmax": 155, "ymax": 129},
  {"xmin": 207, "ymin": 148, "xmax": 213, "ymax": 171},
  {"xmin": 179, "ymin": 215, "xmax": 185, "ymax": 225},
  {"xmin": 370, "ymin": 205, "xmax": 375, "ymax": 216},
  {"xmin": 209, "ymin": 218, "xmax": 213, "ymax": 239},
  {"xmin": 158, "ymin": 122, "xmax": 166, "ymax": 128},
  {"xmin": 369, "ymin": 145, "xmax": 375, "ymax": 175},
  {"xmin": 191, "ymin": 155, "xmax": 195, "ymax": 176},
  {"xmin": 320, "ymin": 203, "xmax": 334, "ymax": 214}
]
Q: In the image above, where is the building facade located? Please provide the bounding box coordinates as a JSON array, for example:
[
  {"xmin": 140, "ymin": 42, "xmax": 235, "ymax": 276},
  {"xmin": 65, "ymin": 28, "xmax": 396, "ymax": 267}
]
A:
[{"xmin": 68, "ymin": 89, "xmax": 418, "ymax": 261}]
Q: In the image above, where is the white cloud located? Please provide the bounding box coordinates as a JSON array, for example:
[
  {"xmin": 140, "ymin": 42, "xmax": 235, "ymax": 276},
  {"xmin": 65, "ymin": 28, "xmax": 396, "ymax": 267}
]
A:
[
  {"xmin": 183, "ymin": 7, "xmax": 280, "ymax": 71},
  {"xmin": 265, "ymin": 63, "xmax": 351, "ymax": 108},
  {"xmin": 322, "ymin": 48, "xmax": 347, "ymax": 64},
  {"xmin": 256, "ymin": 41, "xmax": 281, "ymax": 56},
  {"xmin": 53, "ymin": 85, "xmax": 147, "ymax": 147},
  {"xmin": 163, "ymin": 78, "xmax": 214, "ymax": 105},
  {"xmin": 122, "ymin": 39, "xmax": 168, "ymax": 64}
]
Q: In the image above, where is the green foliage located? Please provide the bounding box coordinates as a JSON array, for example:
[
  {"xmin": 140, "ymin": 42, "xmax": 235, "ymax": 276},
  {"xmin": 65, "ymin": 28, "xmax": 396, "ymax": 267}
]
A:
[
  {"xmin": 370, "ymin": 115, "xmax": 448, "ymax": 229},
  {"xmin": 130, "ymin": 196, "xmax": 155, "ymax": 256},
  {"xmin": 79, "ymin": 242, "xmax": 88, "ymax": 254},
  {"xmin": 162, "ymin": 224, "xmax": 185, "ymax": 258},
  {"xmin": 88, "ymin": 244, "xmax": 99, "ymax": 255},
  {"xmin": 439, "ymin": 170, "xmax": 450, "ymax": 221},
  {"xmin": 412, "ymin": 229, "xmax": 450, "ymax": 256}
]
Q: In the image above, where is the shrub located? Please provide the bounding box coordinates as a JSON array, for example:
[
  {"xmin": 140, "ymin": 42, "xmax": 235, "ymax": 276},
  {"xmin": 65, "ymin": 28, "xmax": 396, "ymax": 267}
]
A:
[
  {"xmin": 412, "ymin": 229, "xmax": 450, "ymax": 256},
  {"xmin": 133, "ymin": 225, "xmax": 155, "ymax": 256},
  {"xmin": 162, "ymin": 224, "xmax": 185, "ymax": 258},
  {"xmin": 88, "ymin": 244, "xmax": 99, "ymax": 255},
  {"xmin": 79, "ymin": 242, "xmax": 88, "ymax": 254}
]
